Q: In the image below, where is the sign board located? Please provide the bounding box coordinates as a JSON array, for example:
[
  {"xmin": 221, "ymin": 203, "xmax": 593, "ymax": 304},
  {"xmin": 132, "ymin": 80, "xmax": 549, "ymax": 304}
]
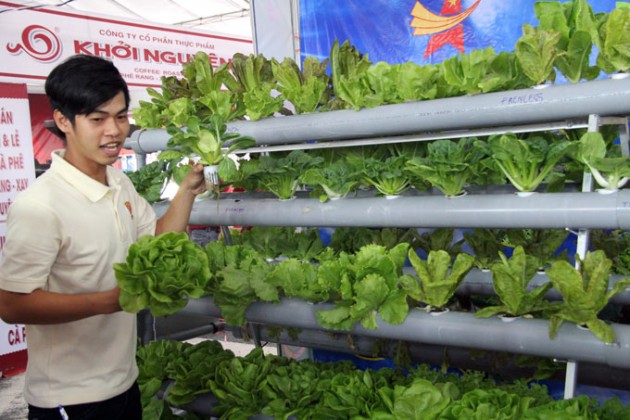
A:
[
  {"xmin": 0, "ymin": 0, "xmax": 253, "ymax": 90},
  {"xmin": 299, "ymin": 0, "xmax": 619, "ymax": 66},
  {"xmin": 0, "ymin": 82, "xmax": 35, "ymax": 371}
]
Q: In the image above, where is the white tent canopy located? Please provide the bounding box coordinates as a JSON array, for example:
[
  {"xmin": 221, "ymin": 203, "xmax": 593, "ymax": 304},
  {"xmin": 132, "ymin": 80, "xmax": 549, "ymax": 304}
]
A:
[{"xmin": 2, "ymin": 0, "xmax": 253, "ymax": 38}]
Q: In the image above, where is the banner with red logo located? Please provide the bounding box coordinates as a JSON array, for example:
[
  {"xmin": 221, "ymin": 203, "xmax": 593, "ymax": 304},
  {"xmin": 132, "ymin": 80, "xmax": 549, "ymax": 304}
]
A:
[
  {"xmin": 0, "ymin": 1, "xmax": 253, "ymax": 89},
  {"xmin": 0, "ymin": 82, "xmax": 35, "ymax": 376},
  {"xmin": 299, "ymin": 0, "xmax": 619, "ymax": 66}
]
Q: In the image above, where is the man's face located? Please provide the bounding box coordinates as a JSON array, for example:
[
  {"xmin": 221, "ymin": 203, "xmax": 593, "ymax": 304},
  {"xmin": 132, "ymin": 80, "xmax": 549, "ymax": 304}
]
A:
[{"xmin": 55, "ymin": 91, "xmax": 130, "ymax": 175}]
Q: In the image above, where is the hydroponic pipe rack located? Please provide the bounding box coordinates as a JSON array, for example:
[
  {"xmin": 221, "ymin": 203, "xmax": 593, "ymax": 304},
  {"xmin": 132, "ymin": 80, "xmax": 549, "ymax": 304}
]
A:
[
  {"xmin": 152, "ymin": 190, "xmax": 630, "ymax": 230},
  {"xmin": 183, "ymin": 297, "xmax": 630, "ymax": 370},
  {"xmin": 243, "ymin": 324, "xmax": 630, "ymax": 390},
  {"xmin": 125, "ymin": 76, "xmax": 630, "ymax": 154},
  {"xmin": 456, "ymin": 270, "xmax": 630, "ymax": 305}
]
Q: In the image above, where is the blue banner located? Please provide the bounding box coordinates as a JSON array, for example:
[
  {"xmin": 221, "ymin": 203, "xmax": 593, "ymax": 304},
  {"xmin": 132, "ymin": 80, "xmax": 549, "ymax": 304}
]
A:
[{"xmin": 299, "ymin": 0, "xmax": 618, "ymax": 65}]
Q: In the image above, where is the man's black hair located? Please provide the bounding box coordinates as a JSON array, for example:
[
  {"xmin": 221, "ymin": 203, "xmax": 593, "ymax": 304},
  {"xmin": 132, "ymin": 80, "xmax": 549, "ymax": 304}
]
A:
[{"xmin": 45, "ymin": 54, "xmax": 130, "ymax": 139}]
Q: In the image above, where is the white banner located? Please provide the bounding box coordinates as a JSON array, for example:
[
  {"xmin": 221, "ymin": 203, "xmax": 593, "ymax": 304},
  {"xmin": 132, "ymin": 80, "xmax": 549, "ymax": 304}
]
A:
[
  {"xmin": 252, "ymin": 0, "xmax": 299, "ymax": 62},
  {"xmin": 0, "ymin": 1, "xmax": 253, "ymax": 90},
  {"xmin": 0, "ymin": 82, "xmax": 35, "ymax": 356}
]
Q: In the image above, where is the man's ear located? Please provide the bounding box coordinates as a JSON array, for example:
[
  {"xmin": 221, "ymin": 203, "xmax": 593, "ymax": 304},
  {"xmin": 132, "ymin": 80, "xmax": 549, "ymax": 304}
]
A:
[{"xmin": 52, "ymin": 109, "xmax": 72, "ymax": 135}]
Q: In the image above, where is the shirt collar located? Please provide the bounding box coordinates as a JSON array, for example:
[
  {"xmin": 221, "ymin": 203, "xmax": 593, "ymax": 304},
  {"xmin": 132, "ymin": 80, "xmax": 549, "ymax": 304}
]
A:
[{"xmin": 50, "ymin": 150, "xmax": 122, "ymax": 202}]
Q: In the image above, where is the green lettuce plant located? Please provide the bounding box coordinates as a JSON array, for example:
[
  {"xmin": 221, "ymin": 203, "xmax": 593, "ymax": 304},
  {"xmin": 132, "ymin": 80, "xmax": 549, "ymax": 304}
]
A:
[
  {"xmin": 391, "ymin": 61, "xmax": 440, "ymax": 102},
  {"xmin": 478, "ymin": 51, "xmax": 533, "ymax": 93},
  {"xmin": 159, "ymin": 114, "xmax": 255, "ymax": 169},
  {"xmin": 595, "ymin": 6, "xmax": 630, "ymax": 74},
  {"xmin": 365, "ymin": 61, "xmax": 399, "ymax": 106},
  {"xmin": 329, "ymin": 39, "xmax": 380, "ymax": 110},
  {"xmin": 271, "ymin": 56, "xmax": 330, "ymax": 114},
  {"xmin": 227, "ymin": 52, "xmax": 286, "ymax": 121},
  {"xmin": 377, "ymin": 379, "xmax": 454, "ymax": 419},
  {"xmin": 126, "ymin": 160, "xmax": 168, "ymax": 204},
  {"xmin": 266, "ymin": 258, "xmax": 329, "ymax": 302},
  {"xmin": 440, "ymin": 47, "xmax": 497, "ymax": 95},
  {"xmin": 316, "ymin": 243, "xmax": 411, "ymax": 330},
  {"xmin": 534, "ymin": 0, "xmax": 600, "ymax": 83},
  {"xmin": 545, "ymin": 250, "xmax": 630, "ymax": 343},
  {"xmin": 415, "ymin": 228, "xmax": 464, "ymax": 261},
  {"xmin": 475, "ymin": 246, "xmax": 556, "ymax": 319},
  {"xmin": 402, "ymin": 249, "xmax": 475, "ymax": 311},
  {"xmin": 366, "ymin": 61, "xmax": 441, "ymax": 105},
  {"xmin": 207, "ymin": 348, "xmax": 273, "ymax": 418},
  {"xmin": 114, "ymin": 232, "xmax": 210, "ymax": 316},
  {"xmin": 590, "ymin": 229, "xmax": 630, "ymax": 275},
  {"xmin": 359, "ymin": 155, "xmax": 411, "ymax": 196},
  {"xmin": 476, "ymin": 133, "xmax": 574, "ymax": 193},
  {"xmin": 205, "ymin": 242, "xmax": 278, "ymax": 327},
  {"xmin": 181, "ymin": 51, "xmax": 245, "ymax": 122},
  {"xmin": 328, "ymin": 227, "xmax": 382, "ymax": 254},
  {"xmin": 502, "ymin": 228, "xmax": 572, "ymax": 270},
  {"xmin": 405, "ymin": 138, "xmax": 484, "ymax": 197},
  {"xmin": 515, "ymin": 24, "xmax": 560, "ymax": 85},
  {"xmin": 300, "ymin": 159, "xmax": 362, "ymax": 202},
  {"xmin": 136, "ymin": 339, "xmax": 188, "ymax": 415},
  {"xmin": 573, "ymin": 131, "xmax": 630, "ymax": 191},
  {"xmin": 328, "ymin": 227, "xmax": 420, "ymax": 255},
  {"xmin": 133, "ymin": 51, "xmax": 244, "ymax": 127},
  {"xmin": 166, "ymin": 340, "xmax": 234, "ymax": 406},
  {"xmin": 522, "ymin": 395, "xmax": 600, "ymax": 419},
  {"xmin": 230, "ymin": 226, "xmax": 324, "ymax": 262},
  {"xmin": 260, "ymin": 361, "xmax": 328, "ymax": 419},
  {"xmin": 440, "ymin": 388, "xmax": 533, "ymax": 420},
  {"xmin": 247, "ymin": 150, "xmax": 323, "ymax": 200},
  {"xmin": 462, "ymin": 228, "xmax": 506, "ymax": 270},
  {"xmin": 133, "ymin": 77, "xmax": 187, "ymax": 129}
]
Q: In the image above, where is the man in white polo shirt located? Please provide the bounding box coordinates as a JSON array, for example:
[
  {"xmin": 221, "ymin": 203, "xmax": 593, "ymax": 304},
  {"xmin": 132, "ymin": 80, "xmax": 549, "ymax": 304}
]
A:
[{"xmin": 0, "ymin": 54, "xmax": 206, "ymax": 419}]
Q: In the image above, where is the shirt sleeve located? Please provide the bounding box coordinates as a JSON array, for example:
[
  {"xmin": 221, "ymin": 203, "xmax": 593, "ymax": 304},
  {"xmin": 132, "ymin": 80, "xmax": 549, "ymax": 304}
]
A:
[{"xmin": 0, "ymin": 197, "xmax": 61, "ymax": 293}]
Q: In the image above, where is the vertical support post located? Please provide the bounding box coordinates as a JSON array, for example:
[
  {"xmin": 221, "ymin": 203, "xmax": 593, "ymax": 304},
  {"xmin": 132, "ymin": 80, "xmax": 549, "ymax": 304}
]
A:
[
  {"xmin": 220, "ymin": 225, "xmax": 233, "ymax": 246},
  {"xmin": 137, "ymin": 310, "xmax": 156, "ymax": 345},
  {"xmin": 564, "ymin": 114, "xmax": 600, "ymax": 399},
  {"xmin": 564, "ymin": 361, "xmax": 579, "ymax": 399},
  {"xmin": 135, "ymin": 152, "xmax": 147, "ymax": 170},
  {"xmin": 619, "ymin": 117, "xmax": 630, "ymax": 157}
]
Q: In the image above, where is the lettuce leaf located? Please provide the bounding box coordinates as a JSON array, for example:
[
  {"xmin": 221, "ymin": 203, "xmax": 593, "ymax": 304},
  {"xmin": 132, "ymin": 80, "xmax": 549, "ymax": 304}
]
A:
[
  {"xmin": 595, "ymin": 6, "xmax": 630, "ymax": 73},
  {"xmin": 515, "ymin": 24, "xmax": 560, "ymax": 85},
  {"xmin": 574, "ymin": 131, "xmax": 630, "ymax": 191},
  {"xmin": 475, "ymin": 246, "xmax": 555, "ymax": 318},
  {"xmin": 545, "ymin": 250, "xmax": 630, "ymax": 343},
  {"xmin": 115, "ymin": 232, "xmax": 210, "ymax": 317},
  {"xmin": 478, "ymin": 133, "xmax": 574, "ymax": 192},
  {"xmin": 404, "ymin": 249, "xmax": 474, "ymax": 310}
]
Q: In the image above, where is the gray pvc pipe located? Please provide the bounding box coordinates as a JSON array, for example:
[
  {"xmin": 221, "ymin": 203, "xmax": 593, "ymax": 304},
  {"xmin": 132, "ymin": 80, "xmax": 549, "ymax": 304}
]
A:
[
  {"xmin": 248, "ymin": 326, "xmax": 630, "ymax": 389},
  {"xmin": 456, "ymin": 269, "xmax": 630, "ymax": 305},
  {"xmin": 153, "ymin": 190, "xmax": 630, "ymax": 230},
  {"xmin": 125, "ymin": 76, "xmax": 630, "ymax": 153},
  {"xmin": 182, "ymin": 297, "xmax": 630, "ymax": 369}
]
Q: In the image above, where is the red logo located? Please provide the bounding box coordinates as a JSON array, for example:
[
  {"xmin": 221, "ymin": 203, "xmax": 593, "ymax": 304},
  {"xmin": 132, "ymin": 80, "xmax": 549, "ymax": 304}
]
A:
[
  {"xmin": 124, "ymin": 201, "xmax": 133, "ymax": 219},
  {"xmin": 410, "ymin": 0, "xmax": 481, "ymax": 58},
  {"xmin": 6, "ymin": 25, "xmax": 62, "ymax": 62}
]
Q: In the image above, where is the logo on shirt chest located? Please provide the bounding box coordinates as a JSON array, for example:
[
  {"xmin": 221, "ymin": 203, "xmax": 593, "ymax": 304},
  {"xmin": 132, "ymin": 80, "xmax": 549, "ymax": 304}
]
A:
[{"xmin": 124, "ymin": 201, "xmax": 133, "ymax": 219}]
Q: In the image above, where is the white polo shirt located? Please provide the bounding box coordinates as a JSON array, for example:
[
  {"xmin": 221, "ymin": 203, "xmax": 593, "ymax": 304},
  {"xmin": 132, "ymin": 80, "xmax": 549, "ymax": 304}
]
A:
[{"xmin": 0, "ymin": 150, "xmax": 157, "ymax": 408}]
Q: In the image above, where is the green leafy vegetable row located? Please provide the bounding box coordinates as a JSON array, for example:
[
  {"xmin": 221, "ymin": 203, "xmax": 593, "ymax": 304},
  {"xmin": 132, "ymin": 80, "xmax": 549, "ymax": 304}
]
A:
[
  {"xmin": 231, "ymin": 129, "xmax": 629, "ymax": 198},
  {"xmin": 129, "ymin": 128, "xmax": 630, "ymax": 202},
  {"xmin": 136, "ymin": 339, "xmax": 630, "ymax": 419},
  {"xmin": 133, "ymin": 1, "xmax": 630, "ymax": 130},
  {"xmin": 115, "ymin": 231, "xmax": 630, "ymax": 343}
]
